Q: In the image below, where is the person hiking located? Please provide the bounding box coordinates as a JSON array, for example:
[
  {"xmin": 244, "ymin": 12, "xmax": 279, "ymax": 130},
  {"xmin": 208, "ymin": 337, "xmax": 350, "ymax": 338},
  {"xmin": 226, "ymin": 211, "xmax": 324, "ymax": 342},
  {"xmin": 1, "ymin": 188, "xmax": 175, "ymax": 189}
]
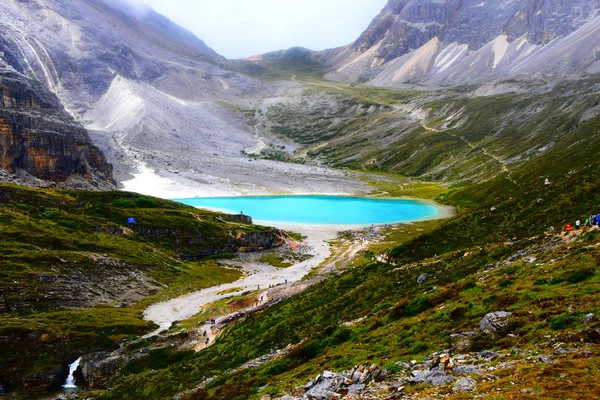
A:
[
  {"xmin": 584, "ymin": 218, "xmax": 589, "ymax": 229},
  {"xmin": 205, "ymin": 337, "xmax": 209, "ymax": 346},
  {"xmin": 565, "ymin": 224, "xmax": 573, "ymax": 232},
  {"xmin": 576, "ymin": 220, "xmax": 581, "ymax": 229}
]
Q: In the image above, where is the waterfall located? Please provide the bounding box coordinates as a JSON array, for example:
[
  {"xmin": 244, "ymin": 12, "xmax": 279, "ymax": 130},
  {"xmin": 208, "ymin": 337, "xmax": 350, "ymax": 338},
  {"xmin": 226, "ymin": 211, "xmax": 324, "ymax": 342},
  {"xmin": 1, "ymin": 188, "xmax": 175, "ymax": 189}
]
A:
[{"xmin": 62, "ymin": 357, "xmax": 81, "ymax": 389}]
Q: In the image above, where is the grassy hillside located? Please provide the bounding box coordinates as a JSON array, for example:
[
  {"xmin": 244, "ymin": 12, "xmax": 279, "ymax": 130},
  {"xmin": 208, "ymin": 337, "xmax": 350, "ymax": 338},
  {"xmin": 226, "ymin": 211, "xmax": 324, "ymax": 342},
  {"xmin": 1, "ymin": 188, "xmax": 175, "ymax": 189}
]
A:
[
  {"xmin": 100, "ymin": 158, "xmax": 600, "ymax": 399},
  {"xmin": 3, "ymin": 74, "xmax": 600, "ymax": 398},
  {"xmin": 0, "ymin": 184, "xmax": 278, "ymax": 394},
  {"xmin": 263, "ymin": 76, "xmax": 600, "ymax": 184},
  {"xmin": 89, "ymin": 77, "xmax": 600, "ymax": 399}
]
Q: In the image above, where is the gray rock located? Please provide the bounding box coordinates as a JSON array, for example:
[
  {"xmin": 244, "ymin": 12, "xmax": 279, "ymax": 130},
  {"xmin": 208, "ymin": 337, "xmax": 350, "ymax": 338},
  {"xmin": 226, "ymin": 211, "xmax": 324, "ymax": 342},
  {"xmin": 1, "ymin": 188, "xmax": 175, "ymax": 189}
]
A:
[
  {"xmin": 417, "ymin": 273, "xmax": 430, "ymax": 284},
  {"xmin": 408, "ymin": 370, "xmax": 454, "ymax": 387},
  {"xmin": 428, "ymin": 373, "xmax": 455, "ymax": 387},
  {"xmin": 321, "ymin": 371, "xmax": 337, "ymax": 379},
  {"xmin": 394, "ymin": 361, "xmax": 411, "ymax": 370},
  {"xmin": 347, "ymin": 383, "xmax": 366, "ymax": 394},
  {"xmin": 582, "ymin": 313, "xmax": 595, "ymax": 324},
  {"xmin": 305, "ymin": 371, "xmax": 345, "ymax": 400},
  {"xmin": 454, "ymin": 377, "xmax": 477, "ymax": 393},
  {"xmin": 554, "ymin": 347, "xmax": 576, "ymax": 355},
  {"xmin": 453, "ymin": 365, "xmax": 480, "ymax": 374},
  {"xmin": 538, "ymin": 356, "xmax": 556, "ymax": 364},
  {"xmin": 478, "ymin": 350, "xmax": 498, "ymax": 360},
  {"xmin": 479, "ymin": 311, "xmax": 513, "ymax": 334}
]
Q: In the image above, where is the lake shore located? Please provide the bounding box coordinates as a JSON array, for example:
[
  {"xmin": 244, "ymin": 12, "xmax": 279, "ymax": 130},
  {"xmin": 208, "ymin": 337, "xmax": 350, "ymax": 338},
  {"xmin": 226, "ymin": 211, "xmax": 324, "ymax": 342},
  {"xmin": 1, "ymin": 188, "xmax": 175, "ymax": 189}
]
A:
[{"xmin": 127, "ymin": 166, "xmax": 455, "ymax": 335}]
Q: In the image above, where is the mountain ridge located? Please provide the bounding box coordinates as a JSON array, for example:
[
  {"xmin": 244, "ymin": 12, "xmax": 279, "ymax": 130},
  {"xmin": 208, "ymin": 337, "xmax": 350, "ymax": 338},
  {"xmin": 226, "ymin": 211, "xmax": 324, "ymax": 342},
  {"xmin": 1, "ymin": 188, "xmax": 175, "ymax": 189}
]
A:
[{"xmin": 251, "ymin": 0, "xmax": 600, "ymax": 87}]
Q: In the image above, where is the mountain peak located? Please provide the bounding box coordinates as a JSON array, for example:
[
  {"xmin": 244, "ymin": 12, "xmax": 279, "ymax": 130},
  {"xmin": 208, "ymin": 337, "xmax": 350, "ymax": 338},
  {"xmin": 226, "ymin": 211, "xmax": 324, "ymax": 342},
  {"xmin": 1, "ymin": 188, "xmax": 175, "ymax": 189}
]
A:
[{"xmin": 326, "ymin": 0, "xmax": 600, "ymax": 86}]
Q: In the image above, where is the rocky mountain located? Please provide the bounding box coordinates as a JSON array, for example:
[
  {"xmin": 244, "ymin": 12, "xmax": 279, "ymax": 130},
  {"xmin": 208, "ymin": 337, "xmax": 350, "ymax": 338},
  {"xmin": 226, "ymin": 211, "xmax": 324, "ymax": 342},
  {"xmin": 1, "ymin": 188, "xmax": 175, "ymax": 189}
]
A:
[
  {"xmin": 0, "ymin": 0, "xmax": 364, "ymax": 196},
  {"xmin": 0, "ymin": 0, "xmax": 252, "ymax": 186},
  {"xmin": 0, "ymin": 60, "xmax": 113, "ymax": 188},
  {"xmin": 325, "ymin": 0, "xmax": 600, "ymax": 86}
]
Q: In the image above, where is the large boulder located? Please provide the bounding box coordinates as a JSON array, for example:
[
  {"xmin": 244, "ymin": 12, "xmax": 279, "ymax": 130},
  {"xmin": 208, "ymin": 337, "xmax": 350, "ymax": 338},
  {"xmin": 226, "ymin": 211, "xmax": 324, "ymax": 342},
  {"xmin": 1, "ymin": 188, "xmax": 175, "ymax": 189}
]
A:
[
  {"xmin": 408, "ymin": 369, "xmax": 454, "ymax": 387},
  {"xmin": 454, "ymin": 377, "xmax": 477, "ymax": 393},
  {"xmin": 304, "ymin": 371, "xmax": 345, "ymax": 400},
  {"xmin": 479, "ymin": 311, "xmax": 513, "ymax": 334}
]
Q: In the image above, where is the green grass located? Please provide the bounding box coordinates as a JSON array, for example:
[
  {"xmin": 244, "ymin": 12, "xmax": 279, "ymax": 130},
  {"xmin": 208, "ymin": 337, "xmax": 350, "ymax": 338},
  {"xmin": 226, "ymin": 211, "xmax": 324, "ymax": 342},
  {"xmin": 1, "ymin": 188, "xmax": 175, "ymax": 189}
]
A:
[
  {"xmin": 5, "ymin": 74, "xmax": 600, "ymax": 398},
  {"xmin": 353, "ymin": 170, "xmax": 450, "ymax": 199},
  {"xmin": 0, "ymin": 184, "xmax": 273, "ymax": 392},
  {"xmin": 259, "ymin": 253, "xmax": 294, "ymax": 268},
  {"xmin": 95, "ymin": 76, "xmax": 600, "ymax": 397}
]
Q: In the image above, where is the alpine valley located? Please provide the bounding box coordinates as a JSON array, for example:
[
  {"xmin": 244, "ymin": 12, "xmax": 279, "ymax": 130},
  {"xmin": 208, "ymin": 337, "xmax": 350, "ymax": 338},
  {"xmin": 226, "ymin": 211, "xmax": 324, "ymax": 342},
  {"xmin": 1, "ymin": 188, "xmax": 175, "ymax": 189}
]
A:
[{"xmin": 0, "ymin": 1, "xmax": 599, "ymax": 399}]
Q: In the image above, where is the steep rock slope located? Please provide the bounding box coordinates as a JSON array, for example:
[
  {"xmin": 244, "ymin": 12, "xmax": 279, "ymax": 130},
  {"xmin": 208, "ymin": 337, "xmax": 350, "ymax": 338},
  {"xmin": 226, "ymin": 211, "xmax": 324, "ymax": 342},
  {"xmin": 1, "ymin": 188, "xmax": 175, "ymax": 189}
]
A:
[
  {"xmin": 0, "ymin": 62, "xmax": 113, "ymax": 187},
  {"xmin": 0, "ymin": 0, "xmax": 253, "ymax": 185},
  {"xmin": 325, "ymin": 0, "xmax": 600, "ymax": 86},
  {"xmin": 0, "ymin": 0, "xmax": 366, "ymax": 196}
]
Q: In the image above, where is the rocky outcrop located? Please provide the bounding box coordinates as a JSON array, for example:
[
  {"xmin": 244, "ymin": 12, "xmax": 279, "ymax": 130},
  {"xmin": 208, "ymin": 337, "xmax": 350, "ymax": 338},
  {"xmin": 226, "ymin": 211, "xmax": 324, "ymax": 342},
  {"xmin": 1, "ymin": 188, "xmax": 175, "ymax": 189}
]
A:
[
  {"xmin": 129, "ymin": 224, "xmax": 282, "ymax": 260},
  {"xmin": 479, "ymin": 311, "xmax": 513, "ymax": 335},
  {"xmin": 326, "ymin": 0, "xmax": 600, "ymax": 85},
  {"xmin": 2, "ymin": 255, "xmax": 162, "ymax": 313},
  {"xmin": 0, "ymin": 69, "xmax": 114, "ymax": 188}
]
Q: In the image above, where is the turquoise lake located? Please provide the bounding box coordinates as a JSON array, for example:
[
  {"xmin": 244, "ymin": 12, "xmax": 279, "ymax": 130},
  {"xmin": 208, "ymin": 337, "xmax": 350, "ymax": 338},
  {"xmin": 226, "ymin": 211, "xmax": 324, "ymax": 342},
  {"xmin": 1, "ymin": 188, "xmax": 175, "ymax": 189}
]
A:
[{"xmin": 174, "ymin": 196, "xmax": 439, "ymax": 225}]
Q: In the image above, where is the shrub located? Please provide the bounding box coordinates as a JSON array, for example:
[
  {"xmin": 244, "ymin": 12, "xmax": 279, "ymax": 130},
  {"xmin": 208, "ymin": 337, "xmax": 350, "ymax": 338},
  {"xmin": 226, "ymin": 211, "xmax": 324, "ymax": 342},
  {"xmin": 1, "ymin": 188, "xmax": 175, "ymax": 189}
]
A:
[
  {"xmin": 494, "ymin": 293, "xmax": 519, "ymax": 308},
  {"xmin": 499, "ymin": 278, "xmax": 513, "ymax": 288},
  {"xmin": 11, "ymin": 201, "xmax": 32, "ymax": 210},
  {"xmin": 327, "ymin": 326, "xmax": 353, "ymax": 347},
  {"xmin": 383, "ymin": 361, "xmax": 406, "ymax": 374},
  {"xmin": 136, "ymin": 196, "xmax": 158, "ymax": 208},
  {"xmin": 112, "ymin": 199, "xmax": 135, "ymax": 208},
  {"xmin": 566, "ymin": 269, "xmax": 594, "ymax": 284},
  {"xmin": 410, "ymin": 341, "xmax": 429, "ymax": 353},
  {"xmin": 58, "ymin": 220, "xmax": 78, "ymax": 229},
  {"xmin": 469, "ymin": 332, "xmax": 497, "ymax": 352},
  {"xmin": 39, "ymin": 209, "xmax": 61, "ymax": 219},
  {"xmin": 450, "ymin": 306, "xmax": 469, "ymax": 320},
  {"xmin": 404, "ymin": 296, "xmax": 432, "ymax": 316},
  {"xmin": 550, "ymin": 313, "xmax": 578, "ymax": 330}
]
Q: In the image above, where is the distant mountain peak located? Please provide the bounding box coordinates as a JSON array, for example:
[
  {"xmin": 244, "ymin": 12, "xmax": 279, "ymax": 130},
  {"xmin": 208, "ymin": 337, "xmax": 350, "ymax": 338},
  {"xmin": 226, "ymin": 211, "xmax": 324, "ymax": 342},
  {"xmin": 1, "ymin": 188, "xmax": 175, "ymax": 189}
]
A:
[{"xmin": 325, "ymin": 0, "xmax": 600, "ymax": 86}]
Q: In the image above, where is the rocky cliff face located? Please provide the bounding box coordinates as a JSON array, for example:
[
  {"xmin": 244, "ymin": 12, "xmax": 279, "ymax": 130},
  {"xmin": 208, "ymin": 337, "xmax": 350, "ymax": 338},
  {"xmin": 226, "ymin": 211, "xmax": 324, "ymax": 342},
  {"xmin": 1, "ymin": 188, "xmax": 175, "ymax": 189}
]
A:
[
  {"xmin": 0, "ymin": 0, "xmax": 272, "ymax": 191},
  {"xmin": 0, "ymin": 67, "xmax": 114, "ymax": 187},
  {"xmin": 326, "ymin": 0, "xmax": 600, "ymax": 86}
]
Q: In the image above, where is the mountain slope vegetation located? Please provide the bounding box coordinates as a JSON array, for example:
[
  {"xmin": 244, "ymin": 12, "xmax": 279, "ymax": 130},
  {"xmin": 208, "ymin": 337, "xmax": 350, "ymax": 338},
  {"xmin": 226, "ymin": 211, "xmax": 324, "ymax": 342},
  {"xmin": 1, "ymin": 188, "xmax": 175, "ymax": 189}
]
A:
[
  {"xmin": 0, "ymin": 184, "xmax": 279, "ymax": 394},
  {"xmin": 88, "ymin": 73, "xmax": 600, "ymax": 398},
  {"xmin": 98, "ymin": 136, "xmax": 600, "ymax": 399}
]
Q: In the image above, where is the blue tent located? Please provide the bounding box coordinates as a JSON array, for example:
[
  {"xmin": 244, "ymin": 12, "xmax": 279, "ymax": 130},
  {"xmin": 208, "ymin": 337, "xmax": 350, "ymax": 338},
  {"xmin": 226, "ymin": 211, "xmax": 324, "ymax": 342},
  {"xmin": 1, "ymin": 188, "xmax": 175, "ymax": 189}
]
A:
[{"xmin": 127, "ymin": 217, "xmax": 136, "ymax": 224}]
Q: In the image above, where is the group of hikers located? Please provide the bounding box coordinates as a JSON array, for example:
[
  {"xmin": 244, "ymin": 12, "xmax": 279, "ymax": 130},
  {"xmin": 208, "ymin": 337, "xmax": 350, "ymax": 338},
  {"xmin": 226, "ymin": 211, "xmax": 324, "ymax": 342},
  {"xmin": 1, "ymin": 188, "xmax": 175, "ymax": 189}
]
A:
[{"xmin": 565, "ymin": 214, "xmax": 600, "ymax": 231}]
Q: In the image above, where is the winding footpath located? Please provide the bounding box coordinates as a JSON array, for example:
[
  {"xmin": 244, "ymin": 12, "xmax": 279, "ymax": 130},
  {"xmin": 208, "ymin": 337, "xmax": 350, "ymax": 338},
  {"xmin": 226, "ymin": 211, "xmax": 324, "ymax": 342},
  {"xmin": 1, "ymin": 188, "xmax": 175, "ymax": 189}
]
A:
[
  {"xmin": 291, "ymin": 75, "xmax": 517, "ymax": 185},
  {"xmin": 142, "ymin": 223, "xmax": 340, "ymax": 337}
]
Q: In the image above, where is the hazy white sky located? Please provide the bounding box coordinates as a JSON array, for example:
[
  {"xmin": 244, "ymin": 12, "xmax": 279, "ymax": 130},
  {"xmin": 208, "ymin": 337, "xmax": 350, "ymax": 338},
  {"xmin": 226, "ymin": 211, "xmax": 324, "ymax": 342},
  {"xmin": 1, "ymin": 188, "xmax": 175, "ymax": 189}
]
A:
[{"xmin": 135, "ymin": 0, "xmax": 388, "ymax": 59}]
